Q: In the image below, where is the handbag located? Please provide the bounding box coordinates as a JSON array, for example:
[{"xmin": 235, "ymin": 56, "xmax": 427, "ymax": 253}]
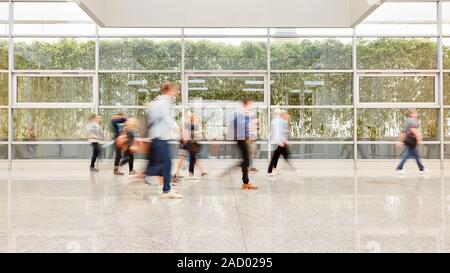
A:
[
  {"xmin": 404, "ymin": 132, "xmax": 417, "ymax": 148},
  {"xmin": 188, "ymin": 141, "xmax": 201, "ymax": 154}
]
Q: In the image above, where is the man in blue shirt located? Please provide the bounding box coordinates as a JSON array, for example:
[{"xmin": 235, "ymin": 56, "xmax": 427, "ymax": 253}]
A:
[{"xmin": 233, "ymin": 99, "xmax": 258, "ymax": 190}]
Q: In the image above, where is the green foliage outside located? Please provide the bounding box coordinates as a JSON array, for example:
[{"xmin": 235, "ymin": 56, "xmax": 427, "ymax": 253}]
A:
[{"xmin": 0, "ymin": 37, "xmax": 444, "ymax": 141}]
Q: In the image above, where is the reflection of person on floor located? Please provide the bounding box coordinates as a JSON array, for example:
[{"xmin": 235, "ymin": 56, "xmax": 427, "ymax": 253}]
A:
[
  {"xmin": 396, "ymin": 109, "xmax": 426, "ymax": 176},
  {"xmin": 267, "ymin": 110, "xmax": 297, "ymax": 176},
  {"xmin": 86, "ymin": 114, "xmax": 104, "ymax": 172}
]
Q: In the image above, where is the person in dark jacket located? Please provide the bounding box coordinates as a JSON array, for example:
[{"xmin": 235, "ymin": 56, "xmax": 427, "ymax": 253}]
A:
[
  {"xmin": 119, "ymin": 117, "xmax": 140, "ymax": 175},
  {"xmin": 111, "ymin": 112, "xmax": 127, "ymax": 175}
]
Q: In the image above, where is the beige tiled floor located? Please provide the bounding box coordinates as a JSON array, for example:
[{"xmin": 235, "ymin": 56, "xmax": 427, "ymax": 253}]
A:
[{"xmin": 0, "ymin": 162, "xmax": 449, "ymax": 253}]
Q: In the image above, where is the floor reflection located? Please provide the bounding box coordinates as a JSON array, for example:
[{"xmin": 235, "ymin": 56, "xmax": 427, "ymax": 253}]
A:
[{"xmin": 0, "ymin": 167, "xmax": 448, "ymax": 253}]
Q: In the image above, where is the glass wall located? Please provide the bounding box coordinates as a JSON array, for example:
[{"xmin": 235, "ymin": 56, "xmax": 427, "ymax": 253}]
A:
[{"xmin": 0, "ymin": 1, "xmax": 448, "ymax": 163}]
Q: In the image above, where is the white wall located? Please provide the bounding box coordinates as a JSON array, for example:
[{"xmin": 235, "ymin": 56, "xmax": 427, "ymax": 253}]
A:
[{"xmin": 76, "ymin": 0, "xmax": 378, "ymax": 28}]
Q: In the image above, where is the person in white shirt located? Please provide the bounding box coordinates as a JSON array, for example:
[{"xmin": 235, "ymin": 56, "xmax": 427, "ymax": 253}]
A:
[
  {"xmin": 145, "ymin": 82, "xmax": 182, "ymax": 199},
  {"xmin": 268, "ymin": 110, "xmax": 296, "ymax": 176},
  {"xmin": 86, "ymin": 114, "xmax": 104, "ymax": 172}
]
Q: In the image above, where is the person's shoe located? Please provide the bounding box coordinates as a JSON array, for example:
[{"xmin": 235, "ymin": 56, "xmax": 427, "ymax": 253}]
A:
[
  {"xmin": 114, "ymin": 170, "xmax": 125, "ymax": 175},
  {"xmin": 396, "ymin": 170, "xmax": 406, "ymax": 176},
  {"xmin": 267, "ymin": 173, "xmax": 276, "ymax": 177},
  {"xmin": 161, "ymin": 190, "xmax": 183, "ymax": 199},
  {"xmin": 420, "ymin": 169, "xmax": 427, "ymax": 177},
  {"xmin": 201, "ymin": 172, "xmax": 208, "ymax": 177},
  {"xmin": 249, "ymin": 167, "xmax": 258, "ymax": 173},
  {"xmin": 144, "ymin": 176, "xmax": 151, "ymax": 185},
  {"xmin": 242, "ymin": 183, "xmax": 258, "ymax": 190},
  {"xmin": 90, "ymin": 167, "xmax": 99, "ymax": 172},
  {"xmin": 129, "ymin": 170, "xmax": 137, "ymax": 175},
  {"xmin": 114, "ymin": 167, "xmax": 124, "ymax": 176},
  {"xmin": 172, "ymin": 175, "xmax": 183, "ymax": 182},
  {"xmin": 185, "ymin": 175, "xmax": 200, "ymax": 180}
]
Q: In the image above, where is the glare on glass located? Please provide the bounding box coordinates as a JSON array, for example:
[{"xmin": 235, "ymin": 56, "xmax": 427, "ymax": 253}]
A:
[
  {"xmin": 271, "ymin": 73, "xmax": 353, "ymax": 105},
  {"xmin": 17, "ymin": 76, "xmax": 93, "ymax": 103}
]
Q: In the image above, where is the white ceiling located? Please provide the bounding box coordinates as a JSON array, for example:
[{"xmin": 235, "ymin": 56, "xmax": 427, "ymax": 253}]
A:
[{"xmin": 74, "ymin": 0, "xmax": 383, "ymax": 28}]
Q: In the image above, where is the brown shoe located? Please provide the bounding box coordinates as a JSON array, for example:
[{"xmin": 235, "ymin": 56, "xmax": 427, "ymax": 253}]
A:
[
  {"xmin": 114, "ymin": 167, "xmax": 124, "ymax": 176},
  {"xmin": 242, "ymin": 183, "xmax": 258, "ymax": 190}
]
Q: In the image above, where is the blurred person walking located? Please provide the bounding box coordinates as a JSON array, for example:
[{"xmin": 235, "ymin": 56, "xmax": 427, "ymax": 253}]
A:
[
  {"xmin": 396, "ymin": 109, "xmax": 426, "ymax": 176},
  {"xmin": 118, "ymin": 117, "xmax": 140, "ymax": 175},
  {"xmin": 267, "ymin": 110, "xmax": 297, "ymax": 178},
  {"xmin": 248, "ymin": 115, "xmax": 259, "ymax": 173},
  {"xmin": 232, "ymin": 98, "xmax": 258, "ymax": 190},
  {"xmin": 146, "ymin": 82, "xmax": 182, "ymax": 199},
  {"xmin": 86, "ymin": 114, "xmax": 104, "ymax": 172},
  {"xmin": 184, "ymin": 113, "xmax": 206, "ymax": 180},
  {"xmin": 112, "ymin": 112, "xmax": 127, "ymax": 175},
  {"xmin": 173, "ymin": 113, "xmax": 208, "ymax": 182}
]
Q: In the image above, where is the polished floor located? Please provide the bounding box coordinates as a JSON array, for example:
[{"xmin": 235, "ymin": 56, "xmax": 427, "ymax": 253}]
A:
[{"xmin": 0, "ymin": 161, "xmax": 450, "ymax": 253}]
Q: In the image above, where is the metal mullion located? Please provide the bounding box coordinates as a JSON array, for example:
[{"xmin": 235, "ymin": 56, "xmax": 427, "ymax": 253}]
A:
[
  {"xmin": 94, "ymin": 24, "xmax": 99, "ymax": 113},
  {"xmin": 7, "ymin": 0, "xmax": 12, "ymax": 169},
  {"xmin": 12, "ymin": 70, "xmax": 96, "ymax": 75},
  {"xmin": 439, "ymin": 0, "xmax": 445, "ymax": 168},
  {"xmin": 12, "ymin": 34, "xmax": 96, "ymax": 39},
  {"xmin": 98, "ymin": 105, "xmax": 155, "ymax": 109},
  {"xmin": 181, "ymin": 27, "xmax": 186, "ymax": 130},
  {"xmin": 196, "ymin": 140, "xmax": 267, "ymax": 145},
  {"xmin": 356, "ymin": 34, "xmax": 438, "ymax": 39},
  {"xmin": 270, "ymin": 34, "xmax": 353, "ymax": 39},
  {"xmin": 184, "ymin": 70, "xmax": 267, "ymax": 75},
  {"xmin": 183, "ymin": 34, "xmax": 267, "ymax": 39},
  {"xmin": 357, "ymin": 103, "xmax": 440, "ymax": 109},
  {"xmin": 12, "ymin": 103, "xmax": 95, "ymax": 109},
  {"xmin": 357, "ymin": 141, "xmax": 441, "ymax": 145},
  {"xmin": 98, "ymin": 35, "xmax": 181, "ymax": 39},
  {"xmin": 270, "ymin": 105, "xmax": 353, "ymax": 109},
  {"xmin": 12, "ymin": 141, "xmax": 90, "ymax": 145},
  {"xmin": 98, "ymin": 70, "xmax": 181, "ymax": 74},
  {"xmin": 270, "ymin": 69, "xmax": 353, "ymax": 73},
  {"xmin": 353, "ymin": 28, "xmax": 358, "ymax": 168},
  {"xmin": 267, "ymin": 27, "xmax": 271, "ymax": 163},
  {"xmin": 186, "ymin": 102, "xmax": 267, "ymax": 108},
  {"xmin": 357, "ymin": 70, "xmax": 440, "ymax": 75},
  {"xmin": 288, "ymin": 141, "xmax": 354, "ymax": 145}
]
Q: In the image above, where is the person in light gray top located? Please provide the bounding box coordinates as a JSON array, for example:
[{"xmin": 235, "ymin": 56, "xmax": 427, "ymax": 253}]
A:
[
  {"xmin": 145, "ymin": 82, "xmax": 182, "ymax": 200},
  {"xmin": 86, "ymin": 114, "xmax": 104, "ymax": 172},
  {"xmin": 268, "ymin": 110, "xmax": 298, "ymax": 177},
  {"xmin": 147, "ymin": 94, "xmax": 178, "ymax": 141}
]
